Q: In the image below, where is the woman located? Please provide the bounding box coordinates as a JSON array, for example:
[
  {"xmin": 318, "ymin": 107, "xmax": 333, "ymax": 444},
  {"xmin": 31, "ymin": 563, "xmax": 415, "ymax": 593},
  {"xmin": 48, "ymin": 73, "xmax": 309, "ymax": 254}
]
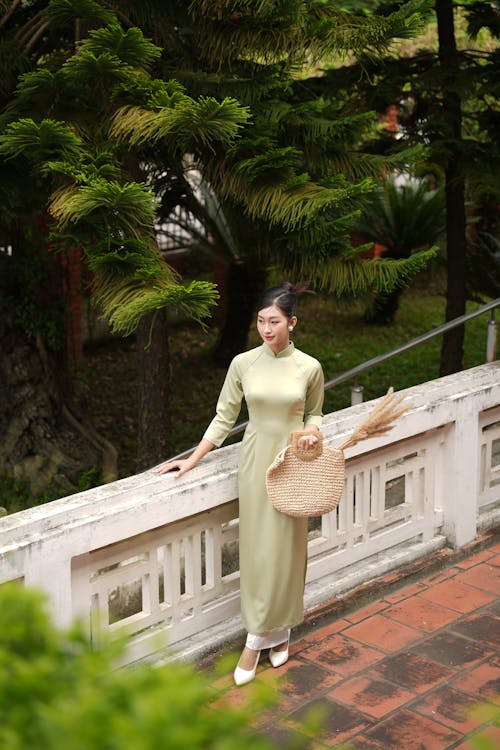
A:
[{"xmin": 156, "ymin": 282, "xmax": 324, "ymax": 685}]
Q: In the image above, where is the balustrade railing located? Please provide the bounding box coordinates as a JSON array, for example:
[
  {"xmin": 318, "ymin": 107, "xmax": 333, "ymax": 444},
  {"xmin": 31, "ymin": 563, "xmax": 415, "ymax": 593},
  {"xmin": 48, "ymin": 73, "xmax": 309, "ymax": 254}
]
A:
[{"xmin": 1, "ymin": 363, "xmax": 499, "ymax": 666}]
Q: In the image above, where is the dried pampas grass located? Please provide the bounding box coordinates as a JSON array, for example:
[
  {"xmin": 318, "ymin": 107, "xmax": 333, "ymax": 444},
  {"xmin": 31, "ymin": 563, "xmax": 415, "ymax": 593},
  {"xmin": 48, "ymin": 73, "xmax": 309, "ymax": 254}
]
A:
[{"xmin": 338, "ymin": 387, "xmax": 410, "ymax": 451}]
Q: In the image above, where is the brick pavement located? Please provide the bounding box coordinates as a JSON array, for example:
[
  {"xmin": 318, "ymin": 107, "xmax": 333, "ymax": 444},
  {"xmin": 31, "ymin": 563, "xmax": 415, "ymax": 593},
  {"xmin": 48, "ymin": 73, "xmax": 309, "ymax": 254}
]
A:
[{"xmin": 208, "ymin": 538, "xmax": 500, "ymax": 749}]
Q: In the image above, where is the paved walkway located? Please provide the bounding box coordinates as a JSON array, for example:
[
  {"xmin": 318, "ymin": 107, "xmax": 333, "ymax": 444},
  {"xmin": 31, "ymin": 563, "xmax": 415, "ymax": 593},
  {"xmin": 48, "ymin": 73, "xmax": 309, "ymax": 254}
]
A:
[{"xmin": 208, "ymin": 535, "xmax": 500, "ymax": 749}]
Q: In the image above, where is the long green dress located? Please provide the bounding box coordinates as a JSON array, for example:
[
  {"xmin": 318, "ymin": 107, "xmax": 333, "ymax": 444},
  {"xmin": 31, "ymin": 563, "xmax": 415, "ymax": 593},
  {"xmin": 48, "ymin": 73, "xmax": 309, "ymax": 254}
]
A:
[{"xmin": 204, "ymin": 341, "xmax": 324, "ymax": 635}]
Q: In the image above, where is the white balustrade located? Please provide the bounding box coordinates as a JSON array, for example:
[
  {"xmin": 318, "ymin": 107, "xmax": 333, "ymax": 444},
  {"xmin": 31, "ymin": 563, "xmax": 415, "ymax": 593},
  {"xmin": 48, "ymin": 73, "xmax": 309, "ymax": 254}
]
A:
[{"xmin": 1, "ymin": 363, "xmax": 499, "ymax": 666}]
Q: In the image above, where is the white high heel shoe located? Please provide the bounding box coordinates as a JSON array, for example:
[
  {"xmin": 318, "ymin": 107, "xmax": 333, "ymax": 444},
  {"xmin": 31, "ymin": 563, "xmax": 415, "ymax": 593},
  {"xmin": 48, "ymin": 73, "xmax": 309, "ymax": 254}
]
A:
[
  {"xmin": 269, "ymin": 642, "xmax": 289, "ymax": 668},
  {"xmin": 233, "ymin": 649, "xmax": 261, "ymax": 686}
]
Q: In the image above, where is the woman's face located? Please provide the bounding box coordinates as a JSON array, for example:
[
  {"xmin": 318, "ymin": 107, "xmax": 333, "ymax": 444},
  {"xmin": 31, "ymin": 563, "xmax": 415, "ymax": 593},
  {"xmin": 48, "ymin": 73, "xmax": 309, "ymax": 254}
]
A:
[{"xmin": 257, "ymin": 304, "xmax": 297, "ymax": 354}]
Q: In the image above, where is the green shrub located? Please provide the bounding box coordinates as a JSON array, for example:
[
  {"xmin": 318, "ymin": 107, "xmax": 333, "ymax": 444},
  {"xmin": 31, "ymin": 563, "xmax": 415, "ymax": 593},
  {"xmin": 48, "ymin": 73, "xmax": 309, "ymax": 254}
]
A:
[{"xmin": 0, "ymin": 585, "xmax": 304, "ymax": 750}]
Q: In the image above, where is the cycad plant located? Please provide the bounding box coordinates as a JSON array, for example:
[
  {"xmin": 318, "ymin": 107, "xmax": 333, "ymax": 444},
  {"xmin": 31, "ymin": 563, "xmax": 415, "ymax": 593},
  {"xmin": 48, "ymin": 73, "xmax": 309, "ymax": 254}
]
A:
[{"xmin": 355, "ymin": 176, "xmax": 445, "ymax": 323}]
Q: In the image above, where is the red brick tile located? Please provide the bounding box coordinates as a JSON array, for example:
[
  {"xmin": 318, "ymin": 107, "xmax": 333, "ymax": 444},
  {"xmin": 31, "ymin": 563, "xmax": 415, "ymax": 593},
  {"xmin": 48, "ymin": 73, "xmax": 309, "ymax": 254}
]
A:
[
  {"xmin": 373, "ymin": 652, "xmax": 453, "ymax": 693},
  {"xmin": 426, "ymin": 568, "xmax": 460, "ymax": 585},
  {"xmin": 328, "ymin": 673, "xmax": 416, "ymax": 719},
  {"xmin": 364, "ymin": 709, "xmax": 460, "ymax": 749},
  {"xmin": 344, "ymin": 614, "xmax": 422, "ymax": 653},
  {"xmin": 456, "ymin": 549, "xmax": 498, "ymax": 569},
  {"xmin": 450, "ymin": 658, "xmax": 500, "ymax": 704},
  {"xmin": 411, "ymin": 631, "xmax": 493, "ymax": 669},
  {"xmin": 300, "ymin": 634, "xmax": 384, "ymax": 677},
  {"xmin": 454, "ymin": 724, "xmax": 500, "ymax": 750},
  {"xmin": 419, "ymin": 579, "xmax": 495, "ymax": 613},
  {"xmin": 384, "ymin": 582, "xmax": 428, "ymax": 604},
  {"xmin": 413, "ymin": 685, "xmax": 499, "ymax": 734},
  {"xmin": 489, "ymin": 554, "xmax": 500, "ymax": 567},
  {"xmin": 384, "ymin": 594, "xmax": 461, "ymax": 632},
  {"xmin": 259, "ymin": 658, "xmax": 341, "ymax": 703},
  {"xmin": 345, "ymin": 601, "xmax": 389, "ymax": 624},
  {"xmin": 450, "ymin": 612, "xmax": 500, "ymax": 649},
  {"xmin": 303, "ymin": 618, "xmax": 351, "ymax": 642},
  {"xmin": 334, "ymin": 737, "xmax": 385, "ymax": 750},
  {"xmin": 286, "ymin": 697, "xmax": 373, "ymax": 746},
  {"xmin": 454, "ymin": 564, "xmax": 500, "ymax": 596},
  {"xmin": 254, "ymin": 723, "xmax": 314, "ymax": 748}
]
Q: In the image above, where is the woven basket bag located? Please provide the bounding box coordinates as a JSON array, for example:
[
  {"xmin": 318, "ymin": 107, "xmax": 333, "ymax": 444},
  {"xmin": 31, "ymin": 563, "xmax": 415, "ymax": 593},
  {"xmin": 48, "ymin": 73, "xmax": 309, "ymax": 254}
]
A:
[
  {"xmin": 266, "ymin": 388, "xmax": 409, "ymax": 518},
  {"xmin": 266, "ymin": 432, "xmax": 345, "ymax": 517}
]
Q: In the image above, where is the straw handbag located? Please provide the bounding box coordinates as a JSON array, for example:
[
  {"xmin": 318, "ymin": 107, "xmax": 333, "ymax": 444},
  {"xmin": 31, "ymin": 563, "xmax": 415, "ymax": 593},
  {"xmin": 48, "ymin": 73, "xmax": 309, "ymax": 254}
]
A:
[{"xmin": 266, "ymin": 388, "xmax": 408, "ymax": 518}]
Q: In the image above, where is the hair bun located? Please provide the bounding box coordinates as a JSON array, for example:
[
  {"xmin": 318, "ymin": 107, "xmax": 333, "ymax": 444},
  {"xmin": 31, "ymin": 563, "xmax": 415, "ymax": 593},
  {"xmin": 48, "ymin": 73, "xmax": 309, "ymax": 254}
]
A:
[{"xmin": 293, "ymin": 281, "xmax": 312, "ymax": 296}]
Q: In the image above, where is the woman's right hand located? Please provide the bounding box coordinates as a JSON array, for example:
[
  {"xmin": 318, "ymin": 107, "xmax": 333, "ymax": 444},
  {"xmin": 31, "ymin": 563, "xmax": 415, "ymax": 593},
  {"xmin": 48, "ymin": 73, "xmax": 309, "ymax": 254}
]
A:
[
  {"xmin": 154, "ymin": 458, "xmax": 195, "ymax": 477},
  {"xmin": 154, "ymin": 438, "xmax": 214, "ymax": 478}
]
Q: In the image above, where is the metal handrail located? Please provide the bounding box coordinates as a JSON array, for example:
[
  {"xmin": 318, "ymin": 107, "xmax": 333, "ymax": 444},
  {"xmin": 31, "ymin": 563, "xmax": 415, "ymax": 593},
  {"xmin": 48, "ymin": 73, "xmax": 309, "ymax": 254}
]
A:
[
  {"xmin": 169, "ymin": 297, "xmax": 499, "ymax": 460},
  {"xmin": 323, "ymin": 297, "xmax": 499, "ymax": 392}
]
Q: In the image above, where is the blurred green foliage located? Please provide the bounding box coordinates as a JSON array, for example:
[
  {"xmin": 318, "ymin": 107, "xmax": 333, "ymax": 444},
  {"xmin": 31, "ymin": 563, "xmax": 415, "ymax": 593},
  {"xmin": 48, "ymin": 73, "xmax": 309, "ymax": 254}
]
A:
[{"xmin": 0, "ymin": 584, "xmax": 314, "ymax": 750}]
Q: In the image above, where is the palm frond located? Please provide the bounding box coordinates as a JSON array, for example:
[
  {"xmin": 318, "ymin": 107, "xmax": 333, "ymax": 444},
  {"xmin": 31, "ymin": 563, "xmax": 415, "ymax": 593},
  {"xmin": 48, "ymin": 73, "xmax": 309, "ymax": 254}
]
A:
[{"xmin": 355, "ymin": 177, "xmax": 445, "ymax": 254}]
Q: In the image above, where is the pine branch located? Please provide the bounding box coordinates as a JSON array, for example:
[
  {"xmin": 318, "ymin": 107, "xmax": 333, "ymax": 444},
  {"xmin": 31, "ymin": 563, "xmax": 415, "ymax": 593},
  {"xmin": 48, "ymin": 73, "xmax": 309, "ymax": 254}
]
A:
[
  {"xmin": 109, "ymin": 97, "xmax": 250, "ymax": 147},
  {"xmin": 79, "ymin": 24, "xmax": 162, "ymax": 72},
  {"xmin": 208, "ymin": 152, "xmax": 374, "ymax": 230},
  {"xmin": 289, "ymin": 247, "xmax": 439, "ymax": 296},
  {"xmin": 42, "ymin": 0, "xmax": 117, "ymax": 29},
  {"xmin": 92, "ymin": 275, "xmax": 219, "ymax": 335},
  {"xmin": 49, "ymin": 180, "xmax": 155, "ymax": 234},
  {"xmin": 0, "ymin": 118, "xmax": 82, "ymax": 161}
]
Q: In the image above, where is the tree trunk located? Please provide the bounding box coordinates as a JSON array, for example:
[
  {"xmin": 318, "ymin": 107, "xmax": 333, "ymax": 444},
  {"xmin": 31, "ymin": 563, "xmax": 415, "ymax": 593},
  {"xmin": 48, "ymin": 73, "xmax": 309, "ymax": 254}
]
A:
[
  {"xmin": 0, "ymin": 315, "xmax": 117, "ymax": 500},
  {"xmin": 136, "ymin": 309, "xmax": 171, "ymax": 471},
  {"xmin": 436, "ymin": 0, "xmax": 467, "ymax": 376},
  {"xmin": 212, "ymin": 261, "xmax": 267, "ymax": 367}
]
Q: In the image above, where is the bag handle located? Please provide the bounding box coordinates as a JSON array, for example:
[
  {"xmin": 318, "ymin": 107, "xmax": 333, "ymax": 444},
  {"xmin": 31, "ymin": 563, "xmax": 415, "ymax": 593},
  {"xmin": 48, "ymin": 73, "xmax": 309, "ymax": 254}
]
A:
[{"xmin": 290, "ymin": 430, "xmax": 323, "ymax": 462}]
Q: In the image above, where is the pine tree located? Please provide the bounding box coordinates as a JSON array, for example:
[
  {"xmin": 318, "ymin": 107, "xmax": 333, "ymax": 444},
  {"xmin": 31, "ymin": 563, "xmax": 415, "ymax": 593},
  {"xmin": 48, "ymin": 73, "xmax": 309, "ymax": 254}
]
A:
[
  {"xmin": 309, "ymin": 0, "xmax": 500, "ymax": 373},
  {"xmin": 110, "ymin": 0, "xmax": 437, "ymax": 363},
  {"xmin": 0, "ymin": 0, "xmax": 437, "ymax": 490},
  {"xmin": 0, "ymin": 1, "xmax": 248, "ymax": 485}
]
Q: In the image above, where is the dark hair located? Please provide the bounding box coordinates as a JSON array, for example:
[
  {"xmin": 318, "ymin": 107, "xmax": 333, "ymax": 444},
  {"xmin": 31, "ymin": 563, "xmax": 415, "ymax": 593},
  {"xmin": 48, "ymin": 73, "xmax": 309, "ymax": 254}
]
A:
[{"xmin": 256, "ymin": 281, "xmax": 310, "ymax": 319}]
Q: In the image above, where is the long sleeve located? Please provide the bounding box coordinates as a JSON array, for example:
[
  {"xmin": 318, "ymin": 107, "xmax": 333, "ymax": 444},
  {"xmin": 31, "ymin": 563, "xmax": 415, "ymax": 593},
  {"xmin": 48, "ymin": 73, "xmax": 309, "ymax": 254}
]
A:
[
  {"xmin": 303, "ymin": 361, "xmax": 324, "ymax": 429},
  {"xmin": 202, "ymin": 357, "xmax": 244, "ymax": 447}
]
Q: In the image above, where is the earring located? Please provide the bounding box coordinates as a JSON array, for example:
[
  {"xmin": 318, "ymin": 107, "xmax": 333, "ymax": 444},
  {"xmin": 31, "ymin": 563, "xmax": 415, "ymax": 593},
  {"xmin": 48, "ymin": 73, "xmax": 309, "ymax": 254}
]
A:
[{"xmin": 288, "ymin": 326, "xmax": 294, "ymax": 332}]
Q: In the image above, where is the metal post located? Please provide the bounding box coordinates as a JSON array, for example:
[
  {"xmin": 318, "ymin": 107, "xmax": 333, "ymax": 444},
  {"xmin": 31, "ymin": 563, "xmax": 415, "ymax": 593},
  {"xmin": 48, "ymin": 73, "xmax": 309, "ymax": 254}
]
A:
[
  {"xmin": 486, "ymin": 314, "xmax": 497, "ymax": 362},
  {"xmin": 351, "ymin": 384, "xmax": 364, "ymax": 405}
]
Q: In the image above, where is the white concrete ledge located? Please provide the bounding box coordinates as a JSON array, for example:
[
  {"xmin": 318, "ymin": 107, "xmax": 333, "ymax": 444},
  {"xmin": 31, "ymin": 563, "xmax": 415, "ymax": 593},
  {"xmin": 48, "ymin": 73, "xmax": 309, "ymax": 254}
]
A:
[{"xmin": 1, "ymin": 362, "xmax": 499, "ymax": 665}]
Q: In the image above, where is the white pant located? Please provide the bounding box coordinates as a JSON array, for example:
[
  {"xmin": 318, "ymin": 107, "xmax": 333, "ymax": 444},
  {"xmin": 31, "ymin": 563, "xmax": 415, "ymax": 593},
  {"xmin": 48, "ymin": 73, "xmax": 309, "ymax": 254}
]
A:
[{"xmin": 245, "ymin": 628, "xmax": 290, "ymax": 650}]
